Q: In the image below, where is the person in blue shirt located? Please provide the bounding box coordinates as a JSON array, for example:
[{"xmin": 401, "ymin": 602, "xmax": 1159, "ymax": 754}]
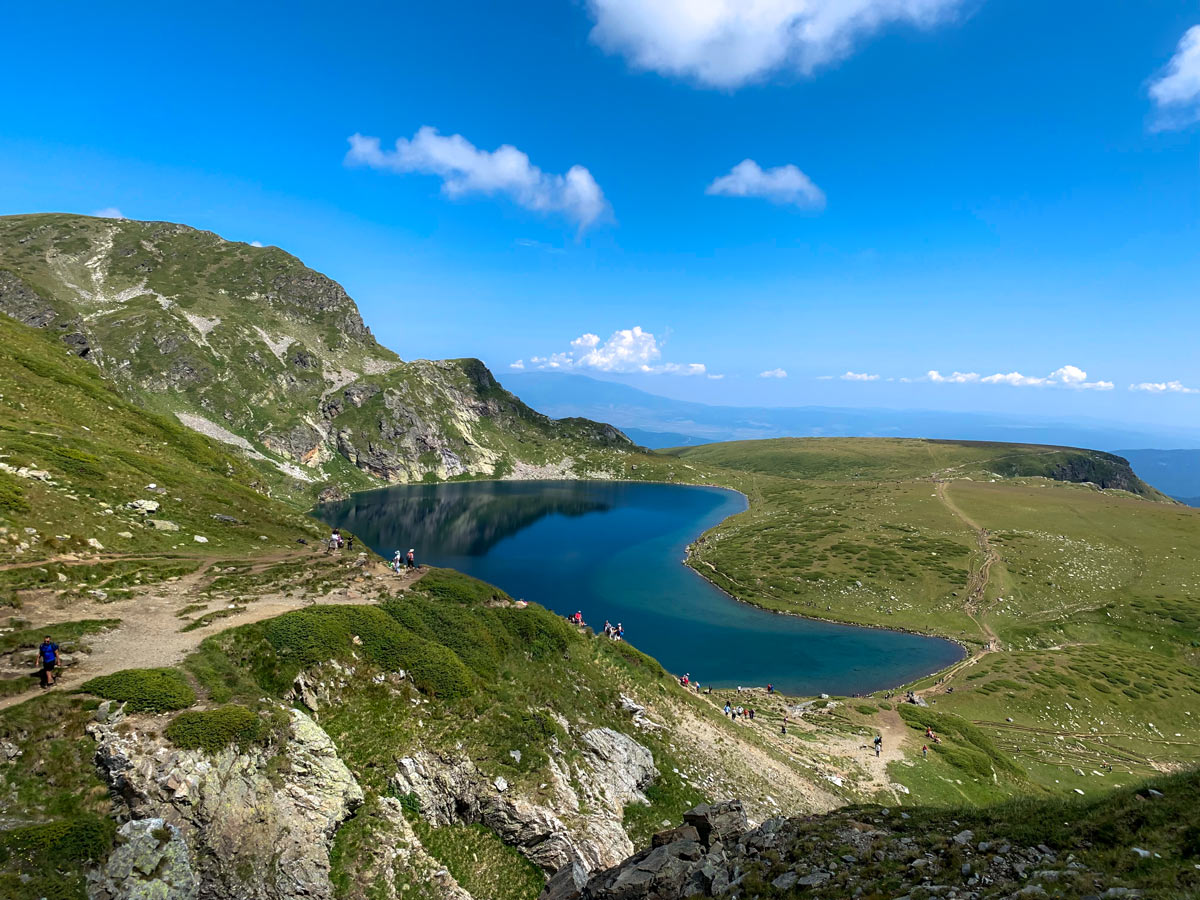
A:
[{"xmin": 37, "ymin": 636, "xmax": 58, "ymax": 688}]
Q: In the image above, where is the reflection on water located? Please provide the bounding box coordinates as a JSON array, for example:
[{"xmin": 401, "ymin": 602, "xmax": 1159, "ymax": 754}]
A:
[
  {"xmin": 320, "ymin": 481, "xmax": 612, "ymax": 556},
  {"xmin": 316, "ymin": 480, "xmax": 964, "ymax": 695}
]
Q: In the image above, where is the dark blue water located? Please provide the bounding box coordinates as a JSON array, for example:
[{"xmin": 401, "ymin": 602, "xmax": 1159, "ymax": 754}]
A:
[{"xmin": 316, "ymin": 480, "xmax": 963, "ymax": 695}]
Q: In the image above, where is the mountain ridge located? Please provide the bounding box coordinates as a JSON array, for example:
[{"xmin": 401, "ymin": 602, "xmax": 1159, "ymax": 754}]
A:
[{"xmin": 0, "ymin": 213, "xmax": 636, "ymax": 497}]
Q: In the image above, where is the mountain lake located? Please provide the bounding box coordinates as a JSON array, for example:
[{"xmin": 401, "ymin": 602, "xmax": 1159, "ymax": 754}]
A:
[{"xmin": 316, "ymin": 480, "xmax": 964, "ymax": 695}]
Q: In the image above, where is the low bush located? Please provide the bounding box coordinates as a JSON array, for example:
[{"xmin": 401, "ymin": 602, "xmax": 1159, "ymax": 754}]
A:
[
  {"xmin": 411, "ymin": 567, "xmax": 511, "ymax": 605},
  {"xmin": 80, "ymin": 667, "xmax": 196, "ymax": 712},
  {"xmin": 264, "ymin": 606, "xmax": 473, "ymax": 698},
  {"xmin": 0, "ymin": 815, "xmax": 114, "ymax": 867},
  {"xmin": 165, "ymin": 704, "xmax": 264, "ymax": 754}
]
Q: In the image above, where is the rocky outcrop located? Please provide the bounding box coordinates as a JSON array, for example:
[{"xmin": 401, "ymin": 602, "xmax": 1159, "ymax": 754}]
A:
[
  {"xmin": 544, "ymin": 795, "xmax": 1150, "ymax": 900},
  {"xmin": 88, "ymin": 818, "xmax": 199, "ymax": 900},
  {"xmin": 392, "ymin": 727, "xmax": 657, "ymax": 876},
  {"xmin": 0, "ymin": 214, "xmax": 636, "ymax": 490},
  {"xmin": 88, "ymin": 703, "xmax": 363, "ymax": 900},
  {"xmin": 543, "ymin": 801, "xmax": 748, "ymax": 900}
]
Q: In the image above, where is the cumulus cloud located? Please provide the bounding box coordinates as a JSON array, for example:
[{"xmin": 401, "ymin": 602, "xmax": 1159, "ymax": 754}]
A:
[
  {"xmin": 927, "ymin": 365, "xmax": 1112, "ymax": 390},
  {"xmin": 1130, "ymin": 380, "xmax": 1199, "ymax": 394},
  {"xmin": 760, "ymin": 368, "xmax": 788, "ymax": 378},
  {"xmin": 249, "ymin": 240, "xmax": 264, "ymax": 248},
  {"xmin": 509, "ymin": 360, "xmax": 526, "ymax": 370},
  {"xmin": 840, "ymin": 371, "xmax": 879, "ymax": 381},
  {"xmin": 91, "ymin": 207, "xmax": 124, "ymax": 219},
  {"xmin": 525, "ymin": 326, "xmax": 709, "ymax": 375},
  {"xmin": 706, "ymin": 159, "xmax": 825, "ymax": 209},
  {"xmin": 346, "ymin": 128, "xmax": 609, "ymax": 230},
  {"xmin": 1149, "ymin": 25, "xmax": 1200, "ymax": 130},
  {"xmin": 586, "ymin": 0, "xmax": 966, "ymax": 89},
  {"xmin": 927, "ymin": 370, "xmax": 980, "ymax": 383}
]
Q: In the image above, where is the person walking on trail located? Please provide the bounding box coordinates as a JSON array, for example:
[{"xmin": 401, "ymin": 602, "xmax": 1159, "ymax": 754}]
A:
[
  {"xmin": 392, "ymin": 550, "xmax": 403, "ymax": 574},
  {"xmin": 922, "ymin": 744, "xmax": 928, "ymax": 759},
  {"xmin": 37, "ymin": 636, "xmax": 59, "ymax": 688},
  {"xmin": 406, "ymin": 549, "xmax": 416, "ymax": 570},
  {"xmin": 874, "ymin": 734, "xmax": 883, "ymax": 758}
]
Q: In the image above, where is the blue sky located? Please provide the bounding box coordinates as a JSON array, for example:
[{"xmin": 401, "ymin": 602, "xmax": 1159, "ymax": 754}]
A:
[{"xmin": 2, "ymin": 0, "xmax": 1199, "ymax": 426}]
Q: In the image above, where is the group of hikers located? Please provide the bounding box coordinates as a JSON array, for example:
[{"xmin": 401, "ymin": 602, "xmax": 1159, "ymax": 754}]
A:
[
  {"xmin": 325, "ymin": 528, "xmax": 419, "ymax": 576},
  {"xmin": 567, "ymin": 612, "xmax": 626, "ymax": 641},
  {"xmin": 327, "ymin": 528, "xmax": 355, "ymax": 553},
  {"xmin": 391, "ymin": 548, "xmax": 418, "ymax": 573}
]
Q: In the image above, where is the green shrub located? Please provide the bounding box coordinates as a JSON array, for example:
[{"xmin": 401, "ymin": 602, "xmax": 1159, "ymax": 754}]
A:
[
  {"xmin": 0, "ymin": 815, "xmax": 114, "ymax": 867},
  {"xmin": 411, "ymin": 567, "xmax": 511, "ymax": 605},
  {"xmin": 165, "ymin": 705, "xmax": 264, "ymax": 754},
  {"xmin": 264, "ymin": 606, "xmax": 473, "ymax": 698},
  {"xmin": 0, "ymin": 475, "xmax": 28, "ymax": 514},
  {"xmin": 80, "ymin": 667, "xmax": 196, "ymax": 712}
]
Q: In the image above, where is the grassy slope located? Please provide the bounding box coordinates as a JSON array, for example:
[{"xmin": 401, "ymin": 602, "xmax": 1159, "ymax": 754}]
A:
[
  {"xmin": 0, "ymin": 312, "xmax": 323, "ymax": 565},
  {"xmin": 623, "ymin": 438, "xmax": 1200, "ymax": 804}
]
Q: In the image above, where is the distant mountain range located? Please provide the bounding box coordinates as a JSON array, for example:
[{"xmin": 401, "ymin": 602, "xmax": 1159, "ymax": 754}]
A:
[{"xmin": 507, "ymin": 372, "xmax": 1200, "ymax": 502}]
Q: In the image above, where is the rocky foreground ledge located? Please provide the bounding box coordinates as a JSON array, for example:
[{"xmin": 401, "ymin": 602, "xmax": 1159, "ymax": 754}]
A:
[{"xmin": 542, "ymin": 797, "xmax": 1162, "ymax": 900}]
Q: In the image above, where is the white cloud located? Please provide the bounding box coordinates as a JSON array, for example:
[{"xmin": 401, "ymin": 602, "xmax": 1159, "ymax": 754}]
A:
[
  {"xmin": 586, "ymin": 0, "xmax": 966, "ymax": 89},
  {"xmin": 1149, "ymin": 25, "xmax": 1200, "ymax": 130},
  {"xmin": 759, "ymin": 367, "xmax": 788, "ymax": 378},
  {"xmin": 706, "ymin": 160, "xmax": 825, "ymax": 209},
  {"xmin": 840, "ymin": 370, "xmax": 879, "ymax": 381},
  {"xmin": 1130, "ymin": 380, "xmax": 1199, "ymax": 394},
  {"xmin": 509, "ymin": 359, "xmax": 526, "ymax": 370},
  {"xmin": 91, "ymin": 207, "xmax": 124, "ymax": 219},
  {"xmin": 249, "ymin": 240, "xmax": 264, "ymax": 248},
  {"xmin": 707, "ymin": 373, "xmax": 726, "ymax": 380},
  {"xmin": 525, "ymin": 326, "xmax": 709, "ymax": 375},
  {"xmin": 346, "ymin": 127, "xmax": 609, "ymax": 230},
  {"xmin": 927, "ymin": 365, "xmax": 1112, "ymax": 390},
  {"xmin": 927, "ymin": 370, "xmax": 980, "ymax": 383}
]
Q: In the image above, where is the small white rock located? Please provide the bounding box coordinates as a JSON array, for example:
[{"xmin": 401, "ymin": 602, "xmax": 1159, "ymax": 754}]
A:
[{"xmin": 193, "ymin": 535, "xmax": 209, "ymax": 543}]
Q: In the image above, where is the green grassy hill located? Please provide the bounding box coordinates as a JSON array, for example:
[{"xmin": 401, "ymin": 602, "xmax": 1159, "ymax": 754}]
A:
[
  {"xmin": 0, "ymin": 312, "xmax": 323, "ymax": 564},
  {"xmin": 0, "ymin": 213, "xmax": 635, "ymax": 498},
  {"xmin": 629, "ymin": 437, "xmax": 1200, "ymax": 804}
]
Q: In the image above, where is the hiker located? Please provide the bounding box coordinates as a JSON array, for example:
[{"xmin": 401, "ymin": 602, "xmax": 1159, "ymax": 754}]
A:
[
  {"xmin": 392, "ymin": 550, "xmax": 403, "ymax": 573},
  {"xmin": 330, "ymin": 528, "xmax": 343, "ymax": 550},
  {"xmin": 922, "ymin": 744, "xmax": 928, "ymax": 759},
  {"xmin": 603, "ymin": 620, "xmax": 612, "ymax": 637},
  {"xmin": 781, "ymin": 714, "xmax": 788, "ymax": 735},
  {"xmin": 767, "ymin": 683, "xmax": 774, "ymax": 694},
  {"xmin": 346, "ymin": 534, "xmax": 355, "ymax": 552},
  {"xmin": 36, "ymin": 636, "xmax": 58, "ymax": 688},
  {"xmin": 748, "ymin": 708, "xmax": 755, "ymax": 721},
  {"xmin": 615, "ymin": 623, "xmax": 624, "ymax": 641},
  {"xmin": 873, "ymin": 735, "xmax": 883, "ymax": 757},
  {"xmin": 724, "ymin": 702, "xmax": 732, "ymax": 716},
  {"xmin": 406, "ymin": 549, "xmax": 416, "ymax": 570},
  {"xmin": 681, "ymin": 673, "xmax": 690, "ymax": 687}
]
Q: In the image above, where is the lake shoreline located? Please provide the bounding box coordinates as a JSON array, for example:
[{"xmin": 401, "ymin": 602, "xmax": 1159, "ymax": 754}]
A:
[{"xmin": 318, "ymin": 474, "xmax": 969, "ymax": 695}]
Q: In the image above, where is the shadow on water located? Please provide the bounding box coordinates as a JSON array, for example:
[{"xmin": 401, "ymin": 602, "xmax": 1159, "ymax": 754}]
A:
[{"xmin": 316, "ymin": 480, "xmax": 964, "ymax": 696}]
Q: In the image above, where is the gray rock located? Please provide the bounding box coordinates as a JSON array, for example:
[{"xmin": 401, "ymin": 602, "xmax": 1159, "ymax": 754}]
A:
[
  {"xmin": 682, "ymin": 800, "xmax": 748, "ymax": 850},
  {"xmin": 89, "ymin": 708, "xmax": 361, "ymax": 900},
  {"xmin": 147, "ymin": 519, "xmax": 180, "ymax": 532},
  {"xmin": 127, "ymin": 499, "xmax": 161, "ymax": 513},
  {"xmin": 953, "ymin": 829, "xmax": 974, "ymax": 846},
  {"xmin": 89, "ymin": 818, "xmax": 199, "ymax": 900}
]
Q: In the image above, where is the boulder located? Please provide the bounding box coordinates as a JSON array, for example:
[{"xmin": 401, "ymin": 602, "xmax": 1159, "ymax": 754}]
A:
[
  {"xmin": 88, "ymin": 818, "xmax": 198, "ymax": 900},
  {"xmin": 682, "ymin": 800, "xmax": 748, "ymax": 850}
]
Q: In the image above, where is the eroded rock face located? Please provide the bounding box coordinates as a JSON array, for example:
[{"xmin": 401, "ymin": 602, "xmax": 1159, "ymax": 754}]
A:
[
  {"xmin": 391, "ymin": 727, "xmax": 658, "ymax": 876},
  {"xmin": 89, "ymin": 706, "xmax": 363, "ymax": 900},
  {"xmin": 88, "ymin": 818, "xmax": 199, "ymax": 900}
]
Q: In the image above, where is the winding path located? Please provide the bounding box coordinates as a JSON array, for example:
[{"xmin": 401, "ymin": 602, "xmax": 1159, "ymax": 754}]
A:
[
  {"xmin": 922, "ymin": 478, "xmax": 1001, "ymax": 693},
  {"xmin": 0, "ymin": 550, "xmax": 421, "ymax": 712}
]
